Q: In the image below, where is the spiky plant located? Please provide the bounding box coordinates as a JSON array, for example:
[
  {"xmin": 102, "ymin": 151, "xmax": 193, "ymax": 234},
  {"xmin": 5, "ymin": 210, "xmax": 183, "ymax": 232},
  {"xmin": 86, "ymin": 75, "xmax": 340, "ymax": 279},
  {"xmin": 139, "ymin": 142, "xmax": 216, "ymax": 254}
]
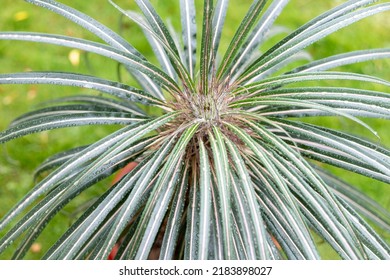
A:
[{"xmin": 0, "ymin": 0, "xmax": 389, "ymax": 260}]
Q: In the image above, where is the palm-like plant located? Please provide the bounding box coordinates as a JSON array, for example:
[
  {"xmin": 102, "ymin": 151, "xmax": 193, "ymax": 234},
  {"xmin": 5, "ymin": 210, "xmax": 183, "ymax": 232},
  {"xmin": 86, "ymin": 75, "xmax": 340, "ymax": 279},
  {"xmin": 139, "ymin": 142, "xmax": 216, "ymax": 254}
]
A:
[{"xmin": 0, "ymin": 0, "xmax": 389, "ymax": 260}]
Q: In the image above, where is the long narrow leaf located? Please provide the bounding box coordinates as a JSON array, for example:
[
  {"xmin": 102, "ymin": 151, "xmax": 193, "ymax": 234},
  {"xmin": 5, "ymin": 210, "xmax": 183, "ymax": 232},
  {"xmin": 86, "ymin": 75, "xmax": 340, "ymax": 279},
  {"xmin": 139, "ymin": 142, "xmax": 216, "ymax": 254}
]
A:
[
  {"xmin": 184, "ymin": 160, "xmax": 200, "ymax": 260},
  {"xmin": 211, "ymin": 0, "xmax": 229, "ymax": 58},
  {"xmin": 239, "ymin": 0, "xmax": 375, "ymax": 80},
  {"xmin": 0, "ymin": 112, "xmax": 144, "ymax": 144},
  {"xmin": 0, "ymin": 33, "xmax": 180, "ymax": 94},
  {"xmin": 129, "ymin": 124, "xmax": 199, "ymax": 259},
  {"xmin": 209, "ymin": 127, "xmax": 234, "ymax": 259},
  {"xmin": 273, "ymin": 119, "xmax": 390, "ymax": 182},
  {"xmin": 27, "ymin": 0, "xmax": 170, "ymax": 97},
  {"xmin": 39, "ymin": 95, "xmax": 145, "ymax": 116},
  {"xmin": 0, "ymin": 72, "xmax": 163, "ymax": 106},
  {"xmin": 217, "ymin": 0, "xmax": 267, "ymax": 80},
  {"xmin": 209, "ymin": 176, "xmax": 224, "ymax": 259},
  {"xmin": 291, "ymin": 49, "xmax": 390, "ymax": 73},
  {"xmin": 0, "ymin": 113, "xmax": 177, "ymax": 237},
  {"xmin": 231, "ymin": 97, "xmax": 380, "ymax": 137},
  {"xmin": 198, "ymin": 139, "xmax": 212, "ymax": 259},
  {"xmin": 78, "ymin": 135, "xmax": 179, "ymax": 260},
  {"xmin": 180, "ymin": 0, "xmax": 197, "ymax": 78},
  {"xmin": 199, "ymin": 0, "xmax": 214, "ymax": 95},
  {"xmin": 33, "ymin": 145, "xmax": 89, "ymax": 180},
  {"xmin": 225, "ymin": 138, "xmax": 268, "ymax": 259},
  {"xmin": 26, "ymin": 0, "xmax": 141, "ymax": 55},
  {"xmin": 245, "ymin": 118, "xmax": 374, "ymax": 257},
  {"xmin": 235, "ymin": 72, "xmax": 390, "ymax": 96},
  {"xmin": 159, "ymin": 162, "xmax": 190, "ymax": 259},
  {"xmin": 239, "ymin": 3, "xmax": 390, "ymax": 84},
  {"xmin": 317, "ymin": 168, "xmax": 390, "ymax": 231},
  {"xmin": 10, "ymin": 104, "xmax": 133, "ymax": 126},
  {"xmin": 130, "ymin": 0, "xmax": 194, "ymax": 92},
  {"xmin": 230, "ymin": 0, "xmax": 290, "ymax": 77},
  {"xmin": 3, "ymin": 136, "xmax": 152, "ymax": 259},
  {"xmin": 108, "ymin": 2, "xmax": 195, "ymax": 94}
]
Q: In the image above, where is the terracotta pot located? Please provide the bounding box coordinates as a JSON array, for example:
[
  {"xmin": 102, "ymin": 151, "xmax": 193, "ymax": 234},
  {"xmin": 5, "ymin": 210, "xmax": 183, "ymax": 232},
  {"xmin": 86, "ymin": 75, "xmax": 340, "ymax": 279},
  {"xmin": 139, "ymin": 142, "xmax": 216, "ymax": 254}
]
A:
[{"xmin": 112, "ymin": 161, "xmax": 138, "ymax": 185}]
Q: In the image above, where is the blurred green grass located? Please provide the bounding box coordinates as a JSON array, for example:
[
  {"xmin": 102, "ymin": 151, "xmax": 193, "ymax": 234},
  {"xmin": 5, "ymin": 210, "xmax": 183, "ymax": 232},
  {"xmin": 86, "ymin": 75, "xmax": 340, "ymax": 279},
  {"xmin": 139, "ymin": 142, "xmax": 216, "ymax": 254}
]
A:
[{"xmin": 0, "ymin": 0, "xmax": 389, "ymax": 259}]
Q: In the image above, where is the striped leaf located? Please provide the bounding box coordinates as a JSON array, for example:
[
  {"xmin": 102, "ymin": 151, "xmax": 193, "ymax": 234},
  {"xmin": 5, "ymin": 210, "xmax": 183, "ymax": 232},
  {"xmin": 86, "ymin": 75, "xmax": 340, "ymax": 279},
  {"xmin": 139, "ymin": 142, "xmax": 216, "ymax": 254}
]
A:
[
  {"xmin": 211, "ymin": 0, "xmax": 229, "ymax": 58},
  {"xmin": 291, "ymin": 49, "xmax": 390, "ymax": 73},
  {"xmin": 180, "ymin": 0, "xmax": 197, "ymax": 78},
  {"xmin": 199, "ymin": 0, "xmax": 214, "ymax": 95},
  {"xmin": 108, "ymin": 1, "xmax": 194, "ymax": 93},
  {"xmin": 26, "ymin": 0, "xmax": 141, "ymax": 55},
  {"xmin": 234, "ymin": 71, "xmax": 390, "ymax": 96},
  {"xmin": 159, "ymin": 162, "xmax": 190, "ymax": 259},
  {"xmin": 1, "ymin": 0, "xmax": 389, "ymax": 261},
  {"xmin": 229, "ymin": 0, "xmax": 290, "ymax": 77},
  {"xmin": 0, "ymin": 33, "xmax": 180, "ymax": 94},
  {"xmin": 184, "ymin": 160, "xmax": 200, "ymax": 260},
  {"xmin": 40, "ymin": 95, "xmax": 146, "ymax": 116},
  {"xmin": 225, "ymin": 139, "xmax": 268, "ymax": 259},
  {"xmin": 217, "ymin": 0, "xmax": 267, "ymax": 81},
  {"xmin": 129, "ymin": 124, "xmax": 199, "ymax": 259},
  {"xmin": 239, "ymin": 3, "xmax": 390, "ymax": 84},
  {"xmin": 197, "ymin": 139, "xmax": 212, "ymax": 259},
  {"xmin": 209, "ymin": 127, "xmax": 235, "ymax": 259}
]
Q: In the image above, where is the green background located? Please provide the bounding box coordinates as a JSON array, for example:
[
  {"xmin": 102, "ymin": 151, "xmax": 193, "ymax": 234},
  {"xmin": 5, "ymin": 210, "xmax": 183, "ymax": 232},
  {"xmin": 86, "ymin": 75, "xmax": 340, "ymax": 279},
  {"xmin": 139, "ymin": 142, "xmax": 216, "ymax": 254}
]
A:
[{"xmin": 0, "ymin": 0, "xmax": 389, "ymax": 259}]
